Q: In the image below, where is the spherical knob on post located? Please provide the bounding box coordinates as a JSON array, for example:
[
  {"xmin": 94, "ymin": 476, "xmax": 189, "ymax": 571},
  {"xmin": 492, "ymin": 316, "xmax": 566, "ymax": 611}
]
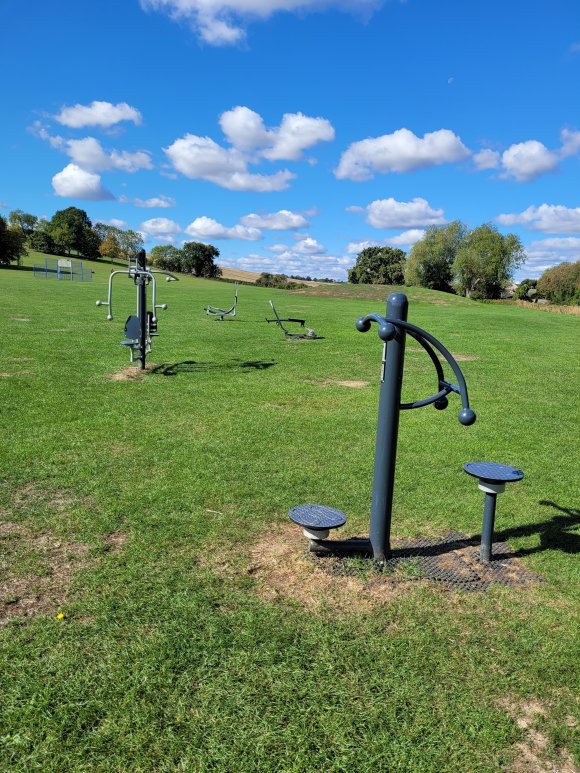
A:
[
  {"xmin": 378, "ymin": 322, "xmax": 396, "ymax": 341},
  {"xmin": 458, "ymin": 407, "xmax": 476, "ymax": 426},
  {"xmin": 434, "ymin": 396, "xmax": 449, "ymax": 411},
  {"xmin": 356, "ymin": 317, "xmax": 371, "ymax": 333}
]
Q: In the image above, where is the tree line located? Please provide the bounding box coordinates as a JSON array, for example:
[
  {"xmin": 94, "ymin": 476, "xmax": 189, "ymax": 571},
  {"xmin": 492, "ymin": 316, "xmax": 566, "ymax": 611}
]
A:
[
  {"xmin": 348, "ymin": 221, "xmax": 579, "ymax": 305},
  {"xmin": 0, "ymin": 206, "xmax": 221, "ymax": 279}
]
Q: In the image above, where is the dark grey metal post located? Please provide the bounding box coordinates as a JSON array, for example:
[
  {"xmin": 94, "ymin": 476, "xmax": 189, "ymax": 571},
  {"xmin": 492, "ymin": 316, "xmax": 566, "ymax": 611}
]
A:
[
  {"xmin": 369, "ymin": 292, "xmax": 408, "ymax": 563},
  {"xmin": 136, "ymin": 250, "xmax": 147, "ymax": 370},
  {"xmin": 481, "ymin": 493, "xmax": 497, "ymax": 562}
]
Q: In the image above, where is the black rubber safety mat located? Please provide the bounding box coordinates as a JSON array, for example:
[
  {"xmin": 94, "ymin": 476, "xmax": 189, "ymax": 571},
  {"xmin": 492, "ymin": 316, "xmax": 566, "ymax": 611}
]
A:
[{"xmin": 312, "ymin": 532, "xmax": 544, "ymax": 592}]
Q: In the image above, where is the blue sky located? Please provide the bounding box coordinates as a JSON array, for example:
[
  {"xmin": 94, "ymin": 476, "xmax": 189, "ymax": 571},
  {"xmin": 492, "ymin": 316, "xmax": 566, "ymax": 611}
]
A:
[{"xmin": 1, "ymin": 0, "xmax": 579, "ymax": 281}]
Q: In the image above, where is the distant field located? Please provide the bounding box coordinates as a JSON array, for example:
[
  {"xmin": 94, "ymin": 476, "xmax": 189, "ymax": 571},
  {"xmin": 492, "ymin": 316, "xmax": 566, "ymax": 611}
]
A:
[
  {"xmin": 1, "ymin": 253, "xmax": 578, "ymax": 771},
  {"xmin": 220, "ymin": 265, "xmax": 327, "ymax": 286}
]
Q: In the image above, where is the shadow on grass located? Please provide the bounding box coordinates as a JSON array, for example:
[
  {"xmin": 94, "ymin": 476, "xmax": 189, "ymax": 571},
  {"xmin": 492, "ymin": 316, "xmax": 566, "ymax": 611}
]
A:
[
  {"xmin": 492, "ymin": 500, "xmax": 580, "ymax": 557},
  {"xmin": 149, "ymin": 359, "xmax": 277, "ymax": 376},
  {"xmin": 415, "ymin": 502, "xmax": 580, "ymax": 559},
  {"xmin": 1, "ymin": 264, "xmax": 36, "ymax": 272}
]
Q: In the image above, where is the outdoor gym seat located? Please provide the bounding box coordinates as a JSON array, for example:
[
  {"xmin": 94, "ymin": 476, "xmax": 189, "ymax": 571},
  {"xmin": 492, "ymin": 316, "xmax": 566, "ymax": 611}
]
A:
[
  {"xmin": 204, "ymin": 283, "xmax": 238, "ymax": 320},
  {"xmin": 464, "ymin": 461, "xmax": 524, "ymax": 562},
  {"xmin": 265, "ymin": 300, "xmax": 318, "ymax": 339}
]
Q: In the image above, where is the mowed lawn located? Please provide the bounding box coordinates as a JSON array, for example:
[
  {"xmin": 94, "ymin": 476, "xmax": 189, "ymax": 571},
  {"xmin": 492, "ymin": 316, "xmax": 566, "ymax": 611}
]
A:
[{"xmin": 1, "ymin": 256, "xmax": 578, "ymax": 772}]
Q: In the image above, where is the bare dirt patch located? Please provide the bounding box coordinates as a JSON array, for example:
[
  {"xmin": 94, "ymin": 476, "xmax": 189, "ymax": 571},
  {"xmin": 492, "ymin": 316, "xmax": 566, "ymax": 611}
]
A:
[
  {"xmin": 203, "ymin": 524, "xmax": 412, "ymax": 616},
  {"xmin": 204, "ymin": 527, "xmax": 544, "ymax": 615},
  {"xmin": 102, "ymin": 530, "xmax": 129, "ymax": 553},
  {"xmin": 105, "ymin": 363, "xmax": 157, "ymax": 382},
  {"xmin": 307, "ymin": 379, "xmax": 369, "ymax": 389},
  {"xmin": 0, "ymin": 521, "xmax": 92, "ymax": 625},
  {"xmin": 12, "ymin": 482, "xmax": 92, "ymax": 514},
  {"xmin": 1, "ymin": 522, "xmax": 129, "ymax": 625},
  {"xmin": 500, "ymin": 697, "xmax": 578, "ymax": 772}
]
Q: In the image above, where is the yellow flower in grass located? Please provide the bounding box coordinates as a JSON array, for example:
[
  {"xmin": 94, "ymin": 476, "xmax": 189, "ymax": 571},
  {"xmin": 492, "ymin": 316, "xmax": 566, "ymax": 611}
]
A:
[{"xmin": 56, "ymin": 612, "xmax": 65, "ymax": 620}]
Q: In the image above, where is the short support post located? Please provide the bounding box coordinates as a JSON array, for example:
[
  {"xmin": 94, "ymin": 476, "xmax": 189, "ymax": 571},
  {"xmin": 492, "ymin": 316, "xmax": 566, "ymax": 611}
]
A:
[
  {"xmin": 464, "ymin": 462, "xmax": 523, "ymax": 563},
  {"xmin": 369, "ymin": 292, "xmax": 408, "ymax": 563},
  {"xmin": 481, "ymin": 491, "xmax": 498, "ymax": 562}
]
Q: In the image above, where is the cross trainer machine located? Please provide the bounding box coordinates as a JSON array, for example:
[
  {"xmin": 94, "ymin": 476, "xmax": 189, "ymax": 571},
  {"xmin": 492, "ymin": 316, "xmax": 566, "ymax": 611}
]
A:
[{"xmin": 96, "ymin": 249, "xmax": 178, "ymax": 370}]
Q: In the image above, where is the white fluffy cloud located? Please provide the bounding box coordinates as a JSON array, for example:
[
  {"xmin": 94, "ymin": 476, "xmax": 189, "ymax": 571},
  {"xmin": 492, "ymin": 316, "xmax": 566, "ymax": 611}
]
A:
[
  {"xmin": 185, "ymin": 216, "xmax": 261, "ymax": 241},
  {"xmin": 52, "ymin": 164, "xmax": 114, "ymax": 200},
  {"xmin": 164, "ymin": 134, "xmax": 295, "ymax": 191},
  {"xmin": 165, "ymin": 107, "xmax": 333, "ymax": 191},
  {"xmin": 294, "ymin": 236, "xmax": 326, "ymax": 254},
  {"xmin": 34, "ymin": 128, "xmax": 153, "ymax": 174},
  {"xmin": 335, "ymin": 128, "xmax": 470, "ymax": 181},
  {"xmin": 476, "ymin": 129, "xmax": 580, "ymax": 181},
  {"xmin": 497, "ymin": 204, "xmax": 580, "ymax": 234},
  {"xmin": 500, "ymin": 140, "xmax": 559, "ymax": 182},
  {"xmin": 240, "ymin": 209, "xmax": 308, "ymax": 230},
  {"xmin": 352, "ymin": 197, "xmax": 446, "ymax": 229},
  {"xmin": 140, "ymin": 0, "xmax": 381, "ymax": 46},
  {"xmin": 388, "ymin": 228, "xmax": 426, "ymax": 246},
  {"xmin": 54, "ymin": 101, "xmax": 142, "ymax": 128},
  {"xmin": 65, "ymin": 137, "xmax": 153, "ymax": 173},
  {"xmin": 220, "ymin": 106, "xmax": 334, "ymax": 160},
  {"xmin": 140, "ymin": 217, "xmax": 182, "ymax": 241}
]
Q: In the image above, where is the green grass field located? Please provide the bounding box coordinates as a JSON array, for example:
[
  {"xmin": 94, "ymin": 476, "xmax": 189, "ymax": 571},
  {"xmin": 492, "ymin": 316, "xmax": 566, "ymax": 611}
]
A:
[{"xmin": 1, "ymin": 253, "xmax": 578, "ymax": 771}]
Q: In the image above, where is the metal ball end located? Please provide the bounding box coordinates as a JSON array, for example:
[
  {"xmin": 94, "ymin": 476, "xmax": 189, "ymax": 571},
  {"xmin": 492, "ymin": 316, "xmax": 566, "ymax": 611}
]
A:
[
  {"xmin": 378, "ymin": 322, "xmax": 396, "ymax": 341},
  {"xmin": 434, "ymin": 396, "xmax": 449, "ymax": 411},
  {"xmin": 107, "ymin": 315, "xmax": 113, "ymax": 321},
  {"xmin": 355, "ymin": 317, "xmax": 371, "ymax": 333},
  {"xmin": 96, "ymin": 300, "xmax": 102, "ymax": 306},
  {"xmin": 458, "ymin": 407, "xmax": 476, "ymax": 426}
]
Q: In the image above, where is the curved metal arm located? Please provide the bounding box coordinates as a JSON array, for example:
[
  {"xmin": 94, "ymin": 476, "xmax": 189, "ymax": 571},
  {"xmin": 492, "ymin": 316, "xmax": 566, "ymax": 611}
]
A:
[
  {"xmin": 357, "ymin": 314, "xmax": 476, "ymax": 425},
  {"xmin": 95, "ymin": 270, "xmax": 130, "ymax": 320},
  {"xmin": 136, "ymin": 270, "xmax": 178, "ymax": 321}
]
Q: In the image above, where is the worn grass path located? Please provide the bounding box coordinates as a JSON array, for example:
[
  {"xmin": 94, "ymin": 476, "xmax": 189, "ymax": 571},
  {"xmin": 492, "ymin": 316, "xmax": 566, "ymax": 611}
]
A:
[{"xmin": 0, "ymin": 256, "xmax": 578, "ymax": 771}]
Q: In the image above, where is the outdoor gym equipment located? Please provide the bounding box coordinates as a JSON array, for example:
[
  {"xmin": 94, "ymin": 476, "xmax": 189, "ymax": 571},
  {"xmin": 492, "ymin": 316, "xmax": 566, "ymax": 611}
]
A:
[
  {"xmin": 96, "ymin": 249, "xmax": 178, "ymax": 370},
  {"xmin": 289, "ymin": 292, "xmax": 477, "ymax": 565},
  {"xmin": 204, "ymin": 282, "xmax": 239, "ymax": 320},
  {"xmin": 464, "ymin": 462, "xmax": 524, "ymax": 562},
  {"xmin": 266, "ymin": 300, "xmax": 318, "ymax": 339}
]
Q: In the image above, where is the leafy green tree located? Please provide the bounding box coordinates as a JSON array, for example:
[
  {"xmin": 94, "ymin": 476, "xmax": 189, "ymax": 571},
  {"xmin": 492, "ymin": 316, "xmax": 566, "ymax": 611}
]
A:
[
  {"xmin": 537, "ymin": 261, "xmax": 580, "ymax": 305},
  {"xmin": 255, "ymin": 272, "xmax": 306, "ymax": 289},
  {"xmin": 48, "ymin": 207, "xmax": 97, "ymax": 257},
  {"xmin": 0, "ymin": 215, "xmax": 28, "ymax": 265},
  {"xmin": 117, "ymin": 229, "xmax": 144, "ymax": 262},
  {"xmin": 28, "ymin": 218, "xmax": 56, "ymax": 254},
  {"xmin": 513, "ymin": 278, "xmax": 539, "ymax": 301},
  {"xmin": 181, "ymin": 241, "xmax": 221, "ymax": 277},
  {"xmin": 452, "ymin": 224, "xmax": 525, "ymax": 298},
  {"xmin": 348, "ymin": 246, "xmax": 406, "ymax": 284},
  {"xmin": 149, "ymin": 245, "xmax": 183, "ymax": 272},
  {"xmin": 405, "ymin": 221, "xmax": 466, "ymax": 292},
  {"xmin": 8, "ymin": 209, "xmax": 38, "ymax": 238}
]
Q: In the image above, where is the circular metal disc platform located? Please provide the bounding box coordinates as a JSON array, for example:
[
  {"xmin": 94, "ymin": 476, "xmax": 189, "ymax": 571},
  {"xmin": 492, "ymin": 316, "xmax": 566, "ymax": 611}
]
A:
[
  {"xmin": 289, "ymin": 504, "xmax": 347, "ymax": 530},
  {"xmin": 464, "ymin": 462, "xmax": 524, "ymax": 483}
]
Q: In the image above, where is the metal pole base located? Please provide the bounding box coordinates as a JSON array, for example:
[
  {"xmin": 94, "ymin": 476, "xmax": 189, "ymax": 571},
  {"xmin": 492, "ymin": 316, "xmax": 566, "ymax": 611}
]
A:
[{"xmin": 309, "ymin": 538, "xmax": 373, "ymax": 557}]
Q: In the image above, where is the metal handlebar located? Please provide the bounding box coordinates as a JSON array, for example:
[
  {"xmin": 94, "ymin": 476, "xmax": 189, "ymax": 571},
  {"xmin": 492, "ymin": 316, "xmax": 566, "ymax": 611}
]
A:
[{"xmin": 356, "ymin": 313, "xmax": 476, "ymax": 425}]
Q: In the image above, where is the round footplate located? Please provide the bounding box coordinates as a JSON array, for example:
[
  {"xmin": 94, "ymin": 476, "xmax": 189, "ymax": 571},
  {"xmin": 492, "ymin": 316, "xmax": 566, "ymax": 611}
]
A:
[
  {"xmin": 464, "ymin": 462, "xmax": 524, "ymax": 484},
  {"xmin": 289, "ymin": 504, "xmax": 347, "ymax": 530}
]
